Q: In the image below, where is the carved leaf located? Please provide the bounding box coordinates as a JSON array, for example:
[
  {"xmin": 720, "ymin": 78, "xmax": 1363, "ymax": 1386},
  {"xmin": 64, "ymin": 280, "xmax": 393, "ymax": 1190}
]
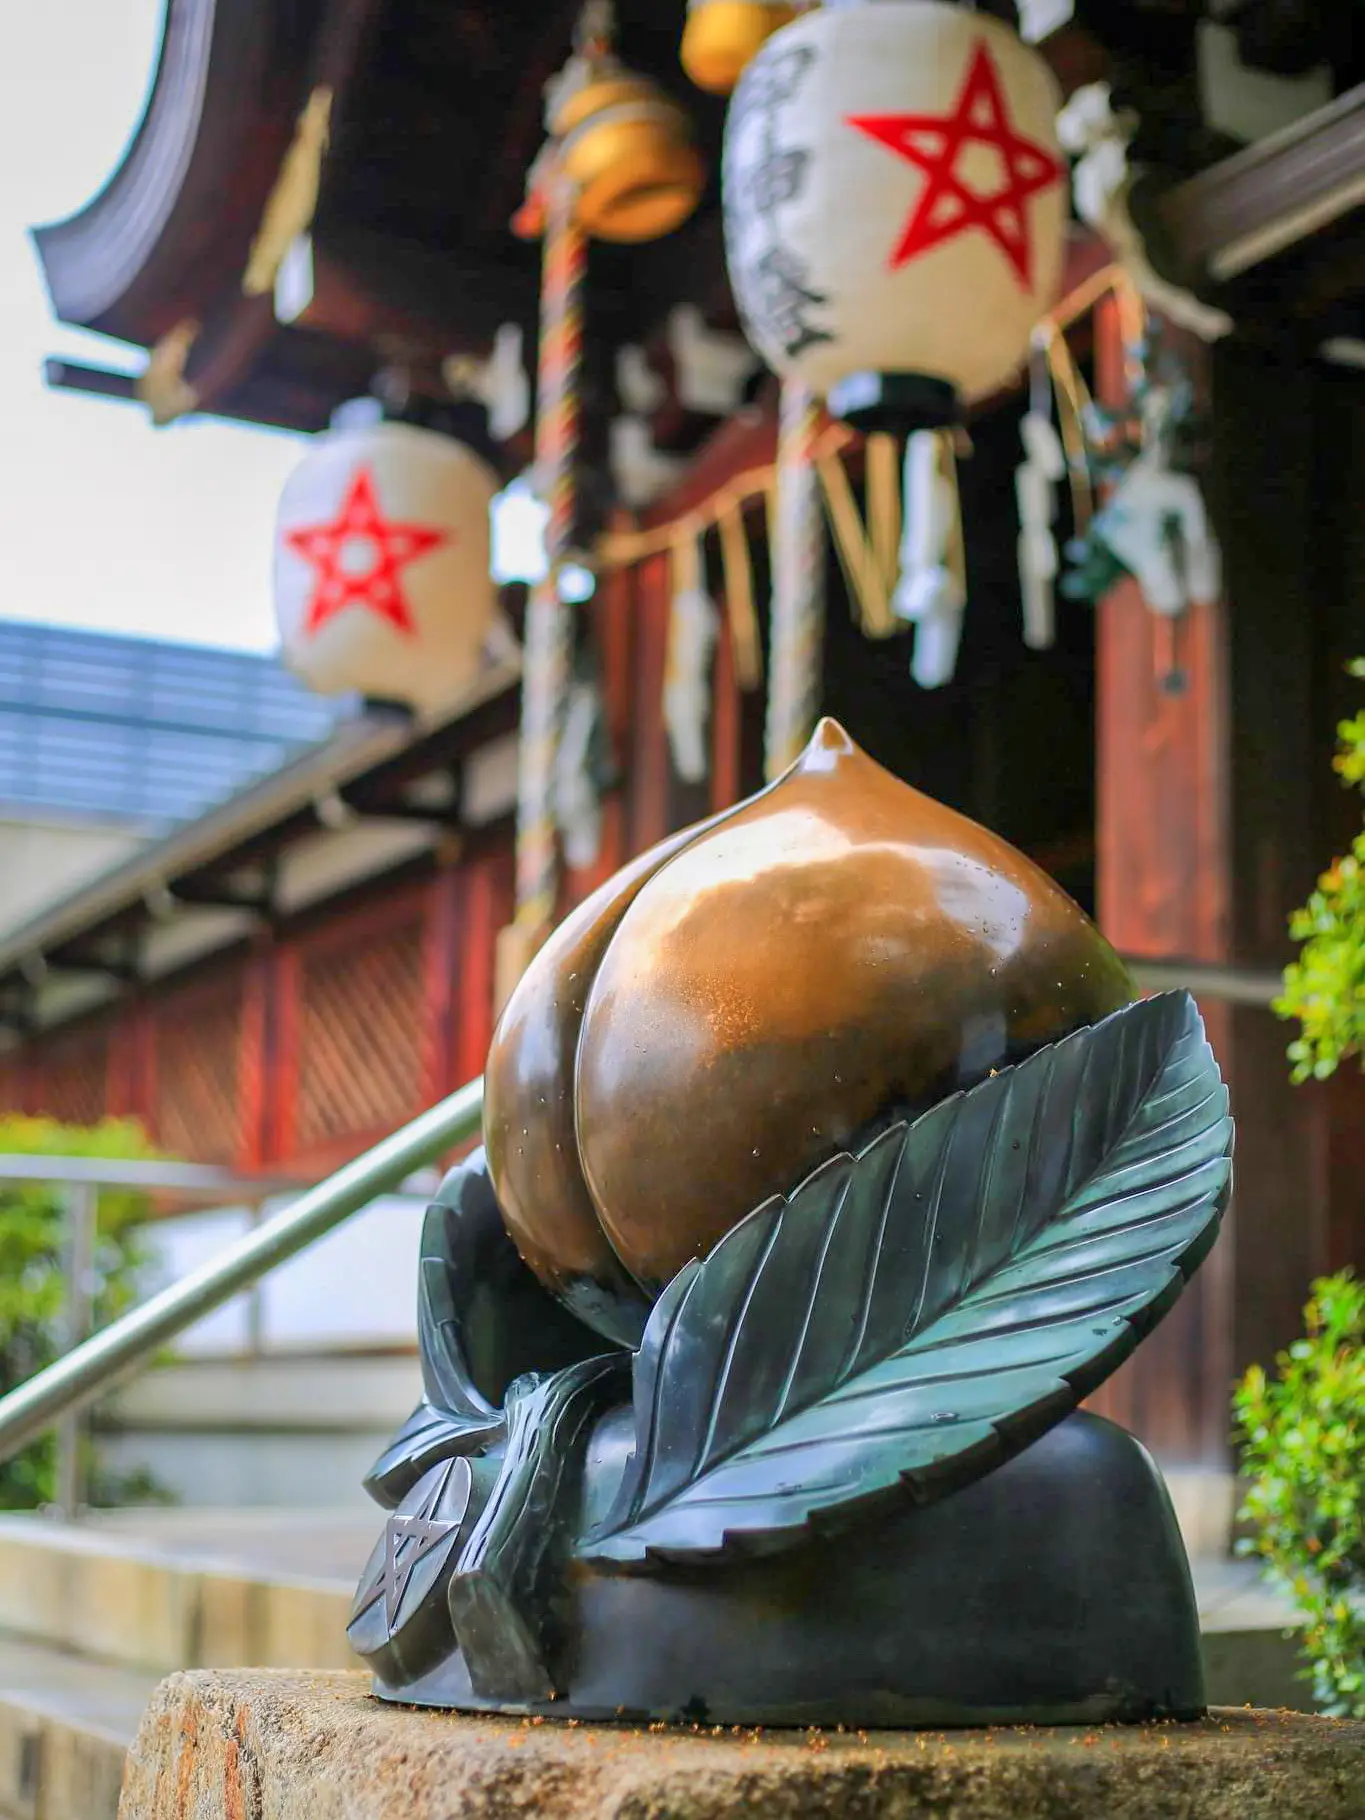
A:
[
  {"xmin": 364, "ymin": 1150, "xmax": 609, "ymax": 1509},
  {"xmin": 582, "ymin": 992, "xmax": 1231, "ymax": 1567}
]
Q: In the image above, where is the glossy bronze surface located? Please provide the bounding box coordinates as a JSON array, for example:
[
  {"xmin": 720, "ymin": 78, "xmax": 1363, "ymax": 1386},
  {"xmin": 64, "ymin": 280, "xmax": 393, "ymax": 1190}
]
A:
[
  {"xmin": 575, "ymin": 719, "xmax": 1133, "ymax": 1293},
  {"xmin": 485, "ymin": 791, "xmax": 777, "ymax": 1343},
  {"xmin": 483, "ymin": 846, "xmax": 673, "ymax": 1346}
]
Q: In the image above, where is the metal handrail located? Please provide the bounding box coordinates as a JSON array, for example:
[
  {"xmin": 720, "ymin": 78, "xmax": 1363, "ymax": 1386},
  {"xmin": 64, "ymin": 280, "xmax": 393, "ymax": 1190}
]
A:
[
  {"xmin": 1125, "ymin": 959, "xmax": 1282, "ymax": 1008},
  {"xmin": 0, "ymin": 1073, "xmax": 484, "ymax": 1473},
  {"xmin": 0, "ymin": 1158, "xmax": 310, "ymax": 1198}
]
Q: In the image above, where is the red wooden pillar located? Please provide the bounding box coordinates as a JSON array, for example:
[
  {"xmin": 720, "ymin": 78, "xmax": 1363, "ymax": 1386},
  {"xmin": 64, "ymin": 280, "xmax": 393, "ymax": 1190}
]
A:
[
  {"xmin": 236, "ymin": 948, "xmax": 272, "ymax": 1172},
  {"xmin": 1091, "ymin": 300, "xmax": 1235, "ymax": 1466},
  {"xmin": 107, "ymin": 999, "xmax": 157, "ymax": 1136},
  {"xmin": 1092, "ymin": 311, "xmax": 1365, "ymax": 1469},
  {"xmin": 267, "ymin": 942, "xmax": 301, "ymax": 1165},
  {"xmin": 710, "ymin": 569, "xmax": 743, "ymax": 815},
  {"xmin": 628, "ymin": 553, "xmax": 674, "ymax": 858},
  {"xmin": 561, "ymin": 542, "xmax": 635, "ymax": 913},
  {"xmin": 421, "ymin": 866, "xmax": 463, "ymax": 1106},
  {"xmin": 452, "ymin": 847, "xmax": 515, "ymax": 1095}
]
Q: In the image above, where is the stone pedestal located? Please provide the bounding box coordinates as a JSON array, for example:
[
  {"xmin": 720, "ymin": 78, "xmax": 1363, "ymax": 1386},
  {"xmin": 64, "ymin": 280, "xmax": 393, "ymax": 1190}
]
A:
[{"xmin": 118, "ymin": 1670, "xmax": 1364, "ymax": 1820}]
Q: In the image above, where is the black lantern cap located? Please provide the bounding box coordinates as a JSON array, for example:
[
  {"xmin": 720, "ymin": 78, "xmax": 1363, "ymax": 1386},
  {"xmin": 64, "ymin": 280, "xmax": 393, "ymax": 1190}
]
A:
[{"xmin": 826, "ymin": 371, "xmax": 960, "ymax": 436}]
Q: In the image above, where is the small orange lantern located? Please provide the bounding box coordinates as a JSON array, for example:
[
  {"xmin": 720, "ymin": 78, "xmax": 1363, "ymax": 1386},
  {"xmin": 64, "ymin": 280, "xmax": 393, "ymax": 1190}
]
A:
[
  {"xmin": 549, "ymin": 56, "xmax": 705, "ymax": 243},
  {"xmin": 681, "ymin": 0, "xmax": 796, "ymax": 95}
]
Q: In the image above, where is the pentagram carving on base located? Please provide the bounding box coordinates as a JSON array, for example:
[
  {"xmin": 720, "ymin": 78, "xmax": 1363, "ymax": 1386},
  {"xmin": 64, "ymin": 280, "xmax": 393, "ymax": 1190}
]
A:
[{"xmin": 351, "ymin": 722, "xmax": 1233, "ymax": 1728}]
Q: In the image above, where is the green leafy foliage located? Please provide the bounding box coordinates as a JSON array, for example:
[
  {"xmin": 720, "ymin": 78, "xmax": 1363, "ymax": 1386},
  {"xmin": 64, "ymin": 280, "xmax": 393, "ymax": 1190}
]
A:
[
  {"xmin": 1276, "ymin": 661, "xmax": 1365, "ymax": 1083},
  {"xmin": 1234, "ymin": 1272, "xmax": 1365, "ymax": 1717},
  {"xmin": 0, "ymin": 1114, "xmax": 170, "ymax": 1510}
]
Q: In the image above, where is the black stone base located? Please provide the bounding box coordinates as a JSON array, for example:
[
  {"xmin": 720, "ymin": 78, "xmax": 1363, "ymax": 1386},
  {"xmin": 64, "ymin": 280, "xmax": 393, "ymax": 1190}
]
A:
[{"xmin": 373, "ymin": 1411, "xmax": 1206, "ymax": 1728}]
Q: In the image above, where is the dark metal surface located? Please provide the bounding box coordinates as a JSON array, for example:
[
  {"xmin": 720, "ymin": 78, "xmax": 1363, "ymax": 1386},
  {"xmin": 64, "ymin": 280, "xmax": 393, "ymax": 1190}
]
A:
[
  {"xmin": 358, "ymin": 987, "xmax": 1228, "ymax": 1722},
  {"xmin": 445, "ymin": 1357, "xmax": 629, "ymax": 1702},
  {"xmin": 377, "ymin": 1410, "xmax": 1207, "ymax": 1727},
  {"xmin": 363, "ymin": 1150, "xmax": 610, "ymax": 1510},
  {"xmin": 350, "ymin": 1456, "xmax": 483, "ymax": 1685}
]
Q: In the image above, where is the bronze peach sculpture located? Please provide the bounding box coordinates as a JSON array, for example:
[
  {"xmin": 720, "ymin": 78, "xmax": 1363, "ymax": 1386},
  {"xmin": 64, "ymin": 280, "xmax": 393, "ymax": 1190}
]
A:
[
  {"xmin": 353, "ymin": 720, "xmax": 1231, "ymax": 1729},
  {"xmin": 485, "ymin": 718, "xmax": 1134, "ymax": 1334}
]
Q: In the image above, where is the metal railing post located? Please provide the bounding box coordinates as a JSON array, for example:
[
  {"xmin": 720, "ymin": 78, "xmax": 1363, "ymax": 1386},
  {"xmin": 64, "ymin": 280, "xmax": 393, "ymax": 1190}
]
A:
[
  {"xmin": 246, "ymin": 1200, "xmax": 267, "ymax": 1358},
  {"xmin": 53, "ymin": 1181, "xmax": 97, "ymax": 1520}
]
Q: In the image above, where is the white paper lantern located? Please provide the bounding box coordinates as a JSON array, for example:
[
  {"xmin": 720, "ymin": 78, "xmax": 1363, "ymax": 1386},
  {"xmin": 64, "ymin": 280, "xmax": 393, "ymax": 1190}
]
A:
[
  {"xmin": 723, "ymin": 1, "xmax": 1067, "ymax": 425},
  {"xmin": 274, "ymin": 420, "xmax": 499, "ymax": 711}
]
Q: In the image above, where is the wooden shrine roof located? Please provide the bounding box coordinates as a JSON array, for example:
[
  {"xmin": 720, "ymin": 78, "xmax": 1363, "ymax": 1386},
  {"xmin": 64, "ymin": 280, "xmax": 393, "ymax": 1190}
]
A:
[
  {"xmin": 32, "ymin": 0, "xmax": 732, "ymax": 433},
  {"xmin": 31, "ymin": 0, "xmax": 1365, "ymax": 437},
  {"xmin": 0, "ymin": 655, "xmax": 522, "ymax": 1047}
]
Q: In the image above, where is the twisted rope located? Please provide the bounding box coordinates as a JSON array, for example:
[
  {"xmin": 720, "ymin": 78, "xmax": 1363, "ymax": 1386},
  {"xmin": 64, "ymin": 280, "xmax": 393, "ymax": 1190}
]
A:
[
  {"xmin": 514, "ymin": 173, "xmax": 588, "ymax": 940},
  {"xmin": 763, "ymin": 380, "xmax": 826, "ymax": 781}
]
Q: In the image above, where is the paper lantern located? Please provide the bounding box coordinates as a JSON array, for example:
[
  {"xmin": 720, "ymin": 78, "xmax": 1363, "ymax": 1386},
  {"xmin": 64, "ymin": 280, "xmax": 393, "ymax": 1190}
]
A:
[
  {"xmin": 681, "ymin": 0, "xmax": 797, "ymax": 96},
  {"xmin": 723, "ymin": 1, "xmax": 1067, "ymax": 431},
  {"xmin": 274, "ymin": 419, "xmax": 499, "ymax": 712}
]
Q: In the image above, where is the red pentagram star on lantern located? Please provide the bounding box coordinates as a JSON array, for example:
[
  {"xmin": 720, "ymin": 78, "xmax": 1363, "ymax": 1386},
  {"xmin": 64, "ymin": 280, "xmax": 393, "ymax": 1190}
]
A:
[
  {"xmin": 848, "ymin": 41, "xmax": 1064, "ymax": 287},
  {"xmin": 284, "ymin": 466, "xmax": 449, "ymax": 638}
]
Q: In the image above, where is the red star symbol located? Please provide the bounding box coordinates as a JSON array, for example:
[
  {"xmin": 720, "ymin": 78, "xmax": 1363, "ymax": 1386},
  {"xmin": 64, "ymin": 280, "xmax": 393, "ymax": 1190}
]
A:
[
  {"xmin": 848, "ymin": 42, "xmax": 1064, "ymax": 288},
  {"xmin": 284, "ymin": 466, "xmax": 449, "ymax": 638}
]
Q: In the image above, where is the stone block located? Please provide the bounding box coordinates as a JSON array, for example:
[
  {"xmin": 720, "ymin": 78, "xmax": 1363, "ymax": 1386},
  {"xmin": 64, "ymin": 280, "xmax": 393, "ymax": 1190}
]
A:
[
  {"xmin": 76, "ymin": 1547, "xmax": 197, "ymax": 1674},
  {"xmin": 0, "ymin": 1697, "xmax": 43, "ymax": 1820},
  {"xmin": 254, "ymin": 1582, "xmax": 358, "ymax": 1672},
  {"xmin": 0, "ymin": 1699, "xmax": 126, "ymax": 1820},
  {"xmin": 117, "ymin": 1670, "xmax": 1365, "ymax": 1820},
  {"xmin": 0, "ymin": 1522, "xmax": 195, "ymax": 1673},
  {"xmin": 32, "ymin": 1713, "xmax": 127, "ymax": 1820}
]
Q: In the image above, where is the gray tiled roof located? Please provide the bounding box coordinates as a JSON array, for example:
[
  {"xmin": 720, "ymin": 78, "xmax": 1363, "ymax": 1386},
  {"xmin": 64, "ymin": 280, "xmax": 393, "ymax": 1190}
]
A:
[{"xmin": 0, "ymin": 620, "xmax": 348, "ymax": 832}]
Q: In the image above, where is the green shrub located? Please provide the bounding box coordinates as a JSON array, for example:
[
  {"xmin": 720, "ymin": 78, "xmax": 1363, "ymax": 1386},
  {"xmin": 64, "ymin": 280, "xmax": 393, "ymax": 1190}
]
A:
[
  {"xmin": 1275, "ymin": 660, "xmax": 1365, "ymax": 1082},
  {"xmin": 1233, "ymin": 1271, "xmax": 1365, "ymax": 1717},
  {"xmin": 0, "ymin": 1113, "xmax": 169, "ymax": 1510}
]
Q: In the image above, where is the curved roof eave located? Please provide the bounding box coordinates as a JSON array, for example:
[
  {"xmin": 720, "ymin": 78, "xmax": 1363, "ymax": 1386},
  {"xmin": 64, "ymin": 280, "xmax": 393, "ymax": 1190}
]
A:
[
  {"xmin": 0, "ymin": 653, "xmax": 521, "ymax": 996},
  {"xmin": 30, "ymin": 0, "xmax": 314, "ymax": 344}
]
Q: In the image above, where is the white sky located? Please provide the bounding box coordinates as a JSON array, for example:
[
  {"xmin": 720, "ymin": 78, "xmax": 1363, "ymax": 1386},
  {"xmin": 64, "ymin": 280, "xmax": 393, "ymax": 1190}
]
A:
[{"xmin": 0, "ymin": 0, "xmax": 305, "ymax": 653}]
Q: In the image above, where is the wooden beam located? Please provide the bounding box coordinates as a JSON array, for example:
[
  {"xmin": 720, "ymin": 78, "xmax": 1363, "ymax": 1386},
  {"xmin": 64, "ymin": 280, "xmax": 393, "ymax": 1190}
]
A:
[
  {"xmin": 286, "ymin": 232, "xmax": 536, "ymax": 356},
  {"xmin": 1160, "ymin": 82, "xmax": 1365, "ymax": 283}
]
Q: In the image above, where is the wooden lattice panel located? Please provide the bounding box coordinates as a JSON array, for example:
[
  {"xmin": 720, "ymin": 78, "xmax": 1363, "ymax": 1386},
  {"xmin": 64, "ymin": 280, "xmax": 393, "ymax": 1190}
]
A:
[
  {"xmin": 294, "ymin": 911, "xmax": 426, "ymax": 1152},
  {"xmin": 154, "ymin": 972, "xmax": 245, "ymax": 1164},
  {"xmin": 32, "ymin": 1027, "xmax": 109, "ymax": 1128}
]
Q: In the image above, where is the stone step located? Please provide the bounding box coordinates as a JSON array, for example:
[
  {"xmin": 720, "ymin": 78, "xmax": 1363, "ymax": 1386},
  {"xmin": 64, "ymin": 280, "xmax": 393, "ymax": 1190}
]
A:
[
  {"xmin": 0, "ymin": 1634, "xmax": 156, "ymax": 1820},
  {"xmin": 0, "ymin": 1512, "xmax": 362, "ymax": 1677},
  {"xmin": 94, "ymin": 1351, "xmax": 423, "ymax": 1511}
]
